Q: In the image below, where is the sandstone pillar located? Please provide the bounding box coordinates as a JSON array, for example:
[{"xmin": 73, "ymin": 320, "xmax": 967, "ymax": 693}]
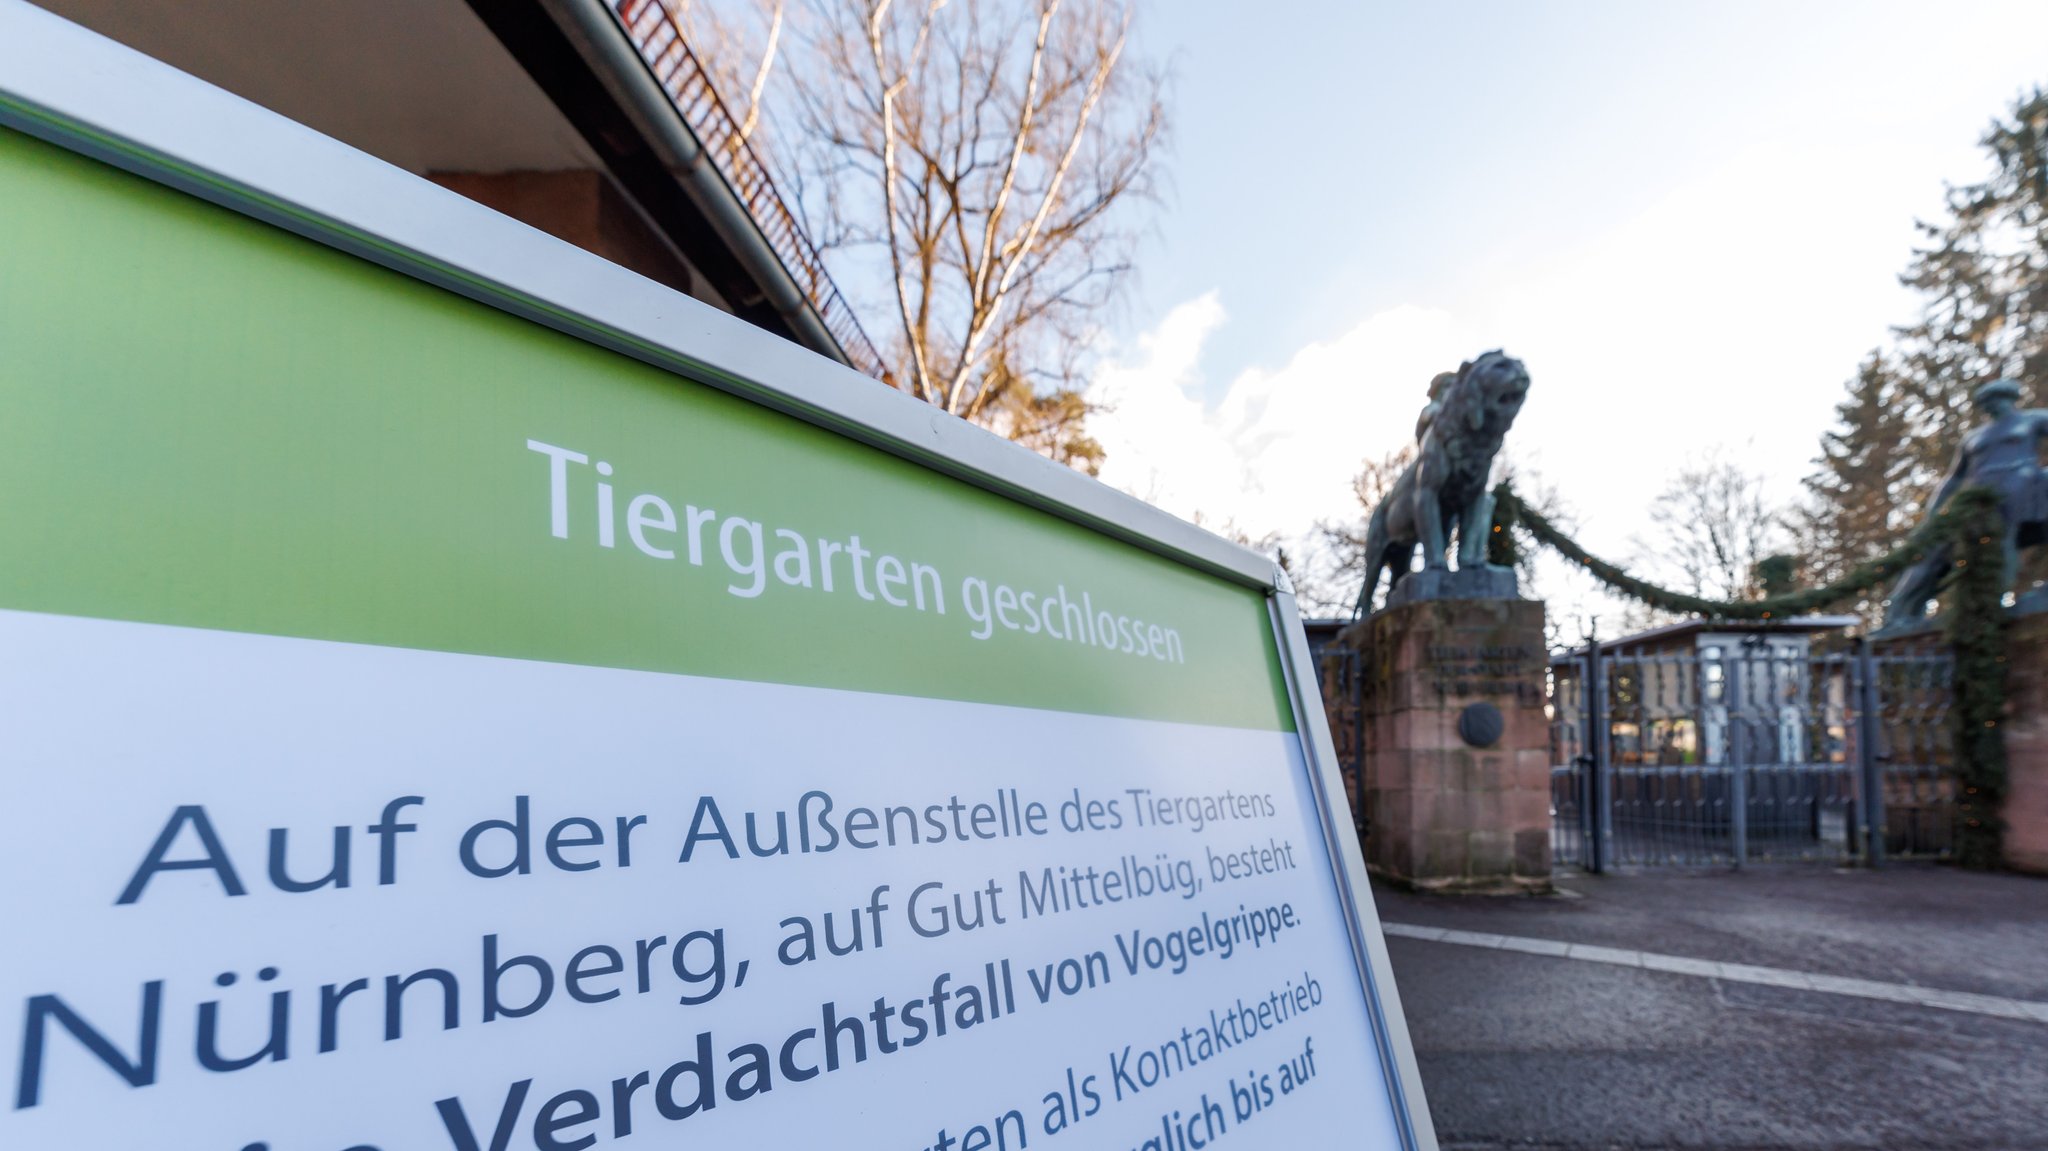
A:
[{"xmin": 1327, "ymin": 595, "xmax": 1551, "ymax": 892}]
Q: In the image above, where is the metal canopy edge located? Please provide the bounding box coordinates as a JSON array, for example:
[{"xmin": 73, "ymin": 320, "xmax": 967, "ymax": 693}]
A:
[{"xmin": 0, "ymin": 0, "xmax": 1274, "ymax": 592}]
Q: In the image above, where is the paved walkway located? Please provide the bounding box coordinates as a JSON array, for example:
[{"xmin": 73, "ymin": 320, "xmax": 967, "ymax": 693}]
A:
[
  {"xmin": 1373, "ymin": 865, "xmax": 2048, "ymax": 1151},
  {"xmin": 1381, "ymin": 920, "xmax": 2048, "ymax": 1024}
]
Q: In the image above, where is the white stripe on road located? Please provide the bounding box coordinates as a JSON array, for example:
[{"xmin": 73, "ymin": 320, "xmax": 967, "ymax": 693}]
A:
[{"xmin": 1380, "ymin": 921, "xmax": 2048, "ymax": 1024}]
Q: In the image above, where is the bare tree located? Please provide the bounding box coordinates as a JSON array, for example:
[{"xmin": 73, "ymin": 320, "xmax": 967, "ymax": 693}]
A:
[
  {"xmin": 782, "ymin": 0, "xmax": 1166, "ymax": 462},
  {"xmin": 1313, "ymin": 445, "xmax": 1417, "ymax": 611},
  {"xmin": 1305, "ymin": 447, "xmax": 1574, "ymax": 618},
  {"xmin": 735, "ymin": 0, "xmax": 785, "ymax": 144},
  {"xmin": 1187, "ymin": 513, "xmax": 1324, "ymax": 614},
  {"xmin": 1637, "ymin": 449, "xmax": 1786, "ymax": 603},
  {"xmin": 665, "ymin": 0, "xmax": 788, "ymax": 153}
]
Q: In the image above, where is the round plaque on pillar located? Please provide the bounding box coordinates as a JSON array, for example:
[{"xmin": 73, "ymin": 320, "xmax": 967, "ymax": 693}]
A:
[{"xmin": 1458, "ymin": 700, "xmax": 1504, "ymax": 748}]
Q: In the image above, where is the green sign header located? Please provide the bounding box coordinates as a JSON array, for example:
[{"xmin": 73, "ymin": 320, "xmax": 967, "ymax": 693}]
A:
[{"xmin": 0, "ymin": 127, "xmax": 1294, "ymax": 731}]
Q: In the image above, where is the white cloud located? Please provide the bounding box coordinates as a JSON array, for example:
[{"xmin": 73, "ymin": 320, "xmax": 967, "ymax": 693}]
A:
[
  {"xmin": 1087, "ymin": 116, "xmax": 2007, "ymax": 633},
  {"xmin": 1088, "ymin": 293, "xmax": 1470, "ymax": 543},
  {"xmin": 1481, "ymin": 138, "xmax": 1924, "ymax": 555},
  {"xmin": 1086, "ymin": 129, "xmax": 1958, "ymax": 632}
]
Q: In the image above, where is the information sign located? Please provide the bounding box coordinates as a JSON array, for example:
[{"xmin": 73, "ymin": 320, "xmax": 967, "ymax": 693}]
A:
[{"xmin": 0, "ymin": 11, "xmax": 1433, "ymax": 1149}]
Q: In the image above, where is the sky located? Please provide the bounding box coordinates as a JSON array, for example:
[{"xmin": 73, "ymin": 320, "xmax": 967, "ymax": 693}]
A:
[{"xmin": 1083, "ymin": 0, "xmax": 2048, "ymax": 632}]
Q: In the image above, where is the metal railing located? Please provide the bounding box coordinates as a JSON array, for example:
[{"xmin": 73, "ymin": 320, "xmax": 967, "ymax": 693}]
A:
[
  {"xmin": 611, "ymin": 0, "xmax": 889, "ymax": 381},
  {"xmin": 1549, "ymin": 638, "xmax": 1957, "ymax": 870},
  {"xmin": 1865, "ymin": 643, "xmax": 1957, "ymax": 859}
]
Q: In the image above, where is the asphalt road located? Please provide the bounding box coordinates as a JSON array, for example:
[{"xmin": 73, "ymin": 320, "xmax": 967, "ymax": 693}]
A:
[{"xmin": 1372, "ymin": 865, "xmax": 2048, "ymax": 1151}]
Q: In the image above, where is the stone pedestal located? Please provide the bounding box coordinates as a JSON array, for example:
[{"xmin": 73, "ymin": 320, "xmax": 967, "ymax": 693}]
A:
[
  {"xmin": 1382, "ymin": 566, "xmax": 1518, "ymax": 609},
  {"xmin": 1998, "ymin": 614, "xmax": 2048, "ymax": 875},
  {"xmin": 1329, "ymin": 595, "xmax": 1550, "ymax": 892}
]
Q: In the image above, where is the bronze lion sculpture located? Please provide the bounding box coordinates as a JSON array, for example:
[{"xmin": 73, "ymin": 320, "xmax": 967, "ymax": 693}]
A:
[{"xmin": 1356, "ymin": 351, "xmax": 1530, "ymax": 614}]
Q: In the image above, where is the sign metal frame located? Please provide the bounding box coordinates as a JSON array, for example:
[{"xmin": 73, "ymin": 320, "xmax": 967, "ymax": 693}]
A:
[{"xmin": 0, "ymin": 5, "xmax": 1437, "ymax": 1146}]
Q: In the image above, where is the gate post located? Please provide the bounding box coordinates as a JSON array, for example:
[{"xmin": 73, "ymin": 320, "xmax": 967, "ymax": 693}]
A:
[
  {"xmin": 1729, "ymin": 654, "xmax": 1748, "ymax": 868},
  {"xmin": 1586, "ymin": 632, "xmax": 1609, "ymax": 874},
  {"xmin": 1855, "ymin": 638, "xmax": 1886, "ymax": 867},
  {"xmin": 1328, "ymin": 598, "xmax": 1552, "ymax": 890}
]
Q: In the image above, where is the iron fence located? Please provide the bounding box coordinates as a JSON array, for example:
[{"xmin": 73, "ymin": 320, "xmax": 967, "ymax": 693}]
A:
[
  {"xmin": 1549, "ymin": 638, "xmax": 1957, "ymax": 870},
  {"xmin": 1867, "ymin": 644, "xmax": 1957, "ymax": 858}
]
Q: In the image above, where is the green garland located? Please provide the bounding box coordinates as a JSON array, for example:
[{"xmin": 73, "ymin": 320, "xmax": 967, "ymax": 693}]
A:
[
  {"xmin": 1945, "ymin": 487, "xmax": 2008, "ymax": 869},
  {"xmin": 1486, "ymin": 490, "xmax": 1520, "ymax": 569},
  {"xmin": 1496, "ymin": 483, "xmax": 1958, "ymax": 620}
]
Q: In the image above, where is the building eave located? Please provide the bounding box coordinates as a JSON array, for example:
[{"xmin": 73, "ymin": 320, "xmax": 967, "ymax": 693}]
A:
[{"xmin": 470, "ymin": 0, "xmax": 874, "ymax": 375}]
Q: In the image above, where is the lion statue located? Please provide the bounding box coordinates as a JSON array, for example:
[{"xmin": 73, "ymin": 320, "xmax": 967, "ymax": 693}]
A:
[{"xmin": 1356, "ymin": 351, "xmax": 1531, "ymax": 615}]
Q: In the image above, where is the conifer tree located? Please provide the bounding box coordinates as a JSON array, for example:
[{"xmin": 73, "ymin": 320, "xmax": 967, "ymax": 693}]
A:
[
  {"xmin": 1796, "ymin": 353, "xmax": 1914, "ymax": 591},
  {"xmin": 1802, "ymin": 89, "xmax": 2048, "ymax": 589}
]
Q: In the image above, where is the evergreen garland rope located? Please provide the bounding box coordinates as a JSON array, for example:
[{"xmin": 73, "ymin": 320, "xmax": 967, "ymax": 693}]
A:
[
  {"xmin": 1494, "ymin": 483, "xmax": 1959, "ymax": 620},
  {"xmin": 1486, "ymin": 489, "xmax": 1519, "ymax": 569}
]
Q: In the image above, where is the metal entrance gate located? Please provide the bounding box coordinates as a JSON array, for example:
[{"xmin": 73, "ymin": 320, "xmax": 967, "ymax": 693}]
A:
[{"xmin": 1550, "ymin": 638, "xmax": 1957, "ymax": 870}]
